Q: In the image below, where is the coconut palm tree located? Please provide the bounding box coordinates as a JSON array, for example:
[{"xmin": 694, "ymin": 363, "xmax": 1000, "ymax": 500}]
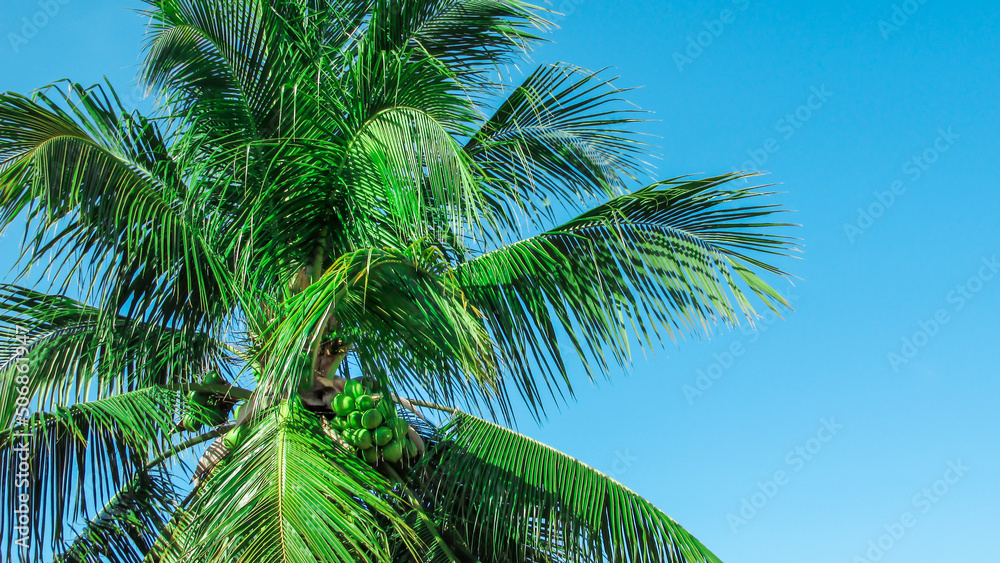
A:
[{"xmin": 0, "ymin": 1, "xmax": 795, "ymax": 562}]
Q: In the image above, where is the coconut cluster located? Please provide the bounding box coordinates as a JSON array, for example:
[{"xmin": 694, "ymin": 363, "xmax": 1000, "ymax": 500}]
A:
[{"xmin": 329, "ymin": 378, "xmax": 420, "ymax": 465}]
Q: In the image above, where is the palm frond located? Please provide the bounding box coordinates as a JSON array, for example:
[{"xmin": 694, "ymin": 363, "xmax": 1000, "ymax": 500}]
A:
[
  {"xmin": 339, "ymin": 104, "xmax": 489, "ymax": 251},
  {"xmin": 422, "ymin": 411, "xmax": 723, "ymax": 563},
  {"xmin": 0, "ymin": 84, "xmax": 230, "ymax": 328},
  {"xmin": 366, "ymin": 0, "xmax": 550, "ymax": 81},
  {"xmin": 178, "ymin": 402, "xmax": 419, "ymax": 562},
  {"xmin": 0, "ymin": 388, "xmax": 178, "ymax": 555},
  {"xmin": 467, "ymin": 63, "xmax": 650, "ymax": 231},
  {"xmin": 257, "ymin": 244, "xmax": 501, "ymax": 415},
  {"xmin": 0, "ymin": 285, "xmax": 233, "ymax": 421},
  {"xmin": 54, "ymin": 470, "xmax": 180, "ymax": 563},
  {"xmin": 457, "ymin": 173, "xmax": 796, "ymax": 412},
  {"xmin": 142, "ymin": 0, "xmax": 288, "ymax": 141}
]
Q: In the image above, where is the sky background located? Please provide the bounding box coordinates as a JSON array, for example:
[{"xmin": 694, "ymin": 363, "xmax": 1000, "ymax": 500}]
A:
[{"xmin": 1, "ymin": 1, "xmax": 998, "ymax": 562}]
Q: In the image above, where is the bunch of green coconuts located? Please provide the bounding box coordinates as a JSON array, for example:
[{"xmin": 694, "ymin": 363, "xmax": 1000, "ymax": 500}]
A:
[
  {"xmin": 329, "ymin": 378, "xmax": 419, "ymax": 464},
  {"xmin": 211, "ymin": 373, "xmax": 419, "ymax": 467}
]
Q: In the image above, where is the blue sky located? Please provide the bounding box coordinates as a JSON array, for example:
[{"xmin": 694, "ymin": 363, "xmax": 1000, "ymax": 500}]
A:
[{"xmin": 1, "ymin": 1, "xmax": 998, "ymax": 562}]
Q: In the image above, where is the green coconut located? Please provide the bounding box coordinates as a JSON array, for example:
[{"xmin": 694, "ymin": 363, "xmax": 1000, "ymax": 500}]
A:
[
  {"xmin": 344, "ymin": 379, "xmax": 365, "ymax": 398},
  {"xmin": 362, "ymin": 447, "xmax": 379, "ymax": 464},
  {"xmin": 187, "ymin": 390, "xmax": 210, "ymax": 410},
  {"xmin": 347, "ymin": 411, "xmax": 364, "ymax": 429},
  {"xmin": 382, "ymin": 439, "xmax": 404, "ymax": 463},
  {"xmin": 373, "ymin": 426, "xmax": 393, "ymax": 446},
  {"xmin": 182, "ymin": 413, "xmax": 203, "ymax": 432},
  {"xmin": 355, "ymin": 395, "xmax": 375, "ymax": 411},
  {"xmin": 203, "ymin": 372, "xmax": 224, "ymax": 386},
  {"xmin": 355, "ymin": 429, "xmax": 373, "ymax": 449},
  {"xmin": 344, "ymin": 428, "xmax": 359, "ymax": 445},
  {"xmin": 361, "ymin": 409, "xmax": 383, "ymax": 430},
  {"xmin": 333, "ymin": 394, "xmax": 355, "ymax": 416}
]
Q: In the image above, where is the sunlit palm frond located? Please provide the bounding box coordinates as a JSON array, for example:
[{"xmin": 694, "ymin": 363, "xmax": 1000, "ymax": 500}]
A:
[
  {"xmin": 180, "ymin": 403, "xmax": 419, "ymax": 563},
  {"xmin": 458, "ymin": 174, "xmax": 796, "ymax": 411},
  {"xmin": 257, "ymin": 244, "xmax": 499, "ymax": 414},
  {"xmin": 421, "ymin": 411, "xmax": 723, "ymax": 563},
  {"xmin": 468, "ymin": 63, "xmax": 650, "ymax": 231},
  {"xmin": 53, "ymin": 470, "xmax": 179, "ymax": 563},
  {"xmin": 0, "ymin": 285, "xmax": 235, "ymax": 423},
  {"xmin": 365, "ymin": 0, "xmax": 549, "ymax": 81},
  {"xmin": 0, "ymin": 84, "xmax": 230, "ymax": 328},
  {"xmin": 0, "ymin": 388, "xmax": 178, "ymax": 554},
  {"xmin": 339, "ymin": 104, "xmax": 489, "ymax": 251}
]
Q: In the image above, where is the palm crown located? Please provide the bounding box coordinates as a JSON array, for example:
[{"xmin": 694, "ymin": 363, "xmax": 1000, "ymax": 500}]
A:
[{"xmin": 0, "ymin": 1, "xmax": 795, "ymax": 562}]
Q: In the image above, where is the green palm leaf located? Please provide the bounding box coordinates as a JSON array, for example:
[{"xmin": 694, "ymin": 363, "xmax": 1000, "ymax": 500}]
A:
[
  {"xmin": 0, "ymin": 388, "xmax": 178, "ymax": 554},
  {"xmin": 467, "ymin": 63, "xmax": 649, "ymax": 229},
  {"xmin": 422, "ymin": 411, "xmax": 722, "ymax": 563},
  {"xmin": 177, "ymin": 403, "xmax": 419, "ymax": 563},
  {"xmin": 365, "ymin": 0, "xmax": 549, "ymax": 77},
  {"xmin": 0, "ymin": 84, "xmax": 230, "ymax": 328},
  {"xmin": 340, "ymin": 105, "xmax": 488, "ymax": 249},
  {"xmin": 54, "ymin": 470, "xmax": 179, "ymax": 563},
  {"xmin": 458, "ymin": 173, "xmax": 795, "ymax": 411},
  {"xmin": 0, "ymin": 285, "xmax": 234, "ymax": 422},
  {"xmin": 257, "ymin": 244, "xmax": 499, "ymax": 413}
]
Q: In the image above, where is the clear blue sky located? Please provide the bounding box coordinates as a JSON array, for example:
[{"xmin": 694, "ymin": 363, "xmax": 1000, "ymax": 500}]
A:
[{"xmin": 1, "ymin": 1, "xmax": 998, "ymax": 562}]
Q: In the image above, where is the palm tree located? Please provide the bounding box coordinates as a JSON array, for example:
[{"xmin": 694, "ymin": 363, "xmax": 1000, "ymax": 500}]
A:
[{"xmin": 0, "ymin": 1, "xmax": 795, "ymax": 562}]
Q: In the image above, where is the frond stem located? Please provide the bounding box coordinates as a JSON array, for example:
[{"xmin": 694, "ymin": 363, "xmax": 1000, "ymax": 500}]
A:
[
  {"xmin": 144, "ymin": 425, "xmax": 233, "ymax": 472},
  {"xmin": 407, "ymin": 400, "xmax": 460, "ymax": 416}
]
